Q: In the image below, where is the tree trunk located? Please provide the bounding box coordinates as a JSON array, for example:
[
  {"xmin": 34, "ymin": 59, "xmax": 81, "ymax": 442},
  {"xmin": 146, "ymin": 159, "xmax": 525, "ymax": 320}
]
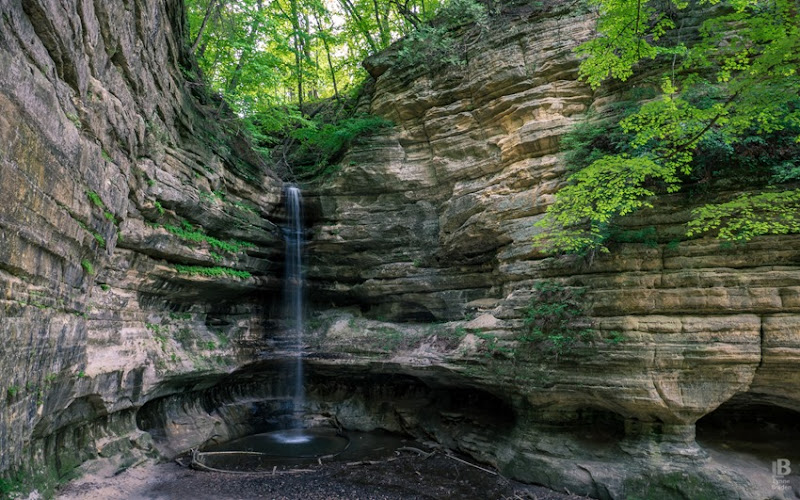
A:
[
  {"xmin": 314, "ymin": 11, "xmax": 340, "ymax": 101},
  {"xmin": 190, "ymin": 0, "xmax": 219, "ymax": 54}
]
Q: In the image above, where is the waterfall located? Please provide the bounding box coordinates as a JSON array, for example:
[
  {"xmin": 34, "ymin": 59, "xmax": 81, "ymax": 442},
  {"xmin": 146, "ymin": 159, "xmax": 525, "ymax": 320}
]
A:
[{"xmin": 284, "ymin": 185, "xmax": 305, "ymax": 418}]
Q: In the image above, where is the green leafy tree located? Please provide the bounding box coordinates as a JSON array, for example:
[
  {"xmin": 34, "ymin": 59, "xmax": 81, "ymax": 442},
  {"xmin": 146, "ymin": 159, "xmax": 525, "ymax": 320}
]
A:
[{"xmin": 535, "ymin": 0, "xmax": 800, "ymax": 255}]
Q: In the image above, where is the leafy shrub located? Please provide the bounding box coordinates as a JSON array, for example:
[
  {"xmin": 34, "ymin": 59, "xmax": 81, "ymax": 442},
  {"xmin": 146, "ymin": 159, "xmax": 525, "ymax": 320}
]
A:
[
  {"xmin": 438, "ymin": 0, "xmax": 489, "ymax": 29},
  {"xmin": 289, "ymin": 115, "xmax": 393, "ymax": 176},
  {"xmin": 397, "ymin": 0, "xmax": 488, "ymax": 70}
]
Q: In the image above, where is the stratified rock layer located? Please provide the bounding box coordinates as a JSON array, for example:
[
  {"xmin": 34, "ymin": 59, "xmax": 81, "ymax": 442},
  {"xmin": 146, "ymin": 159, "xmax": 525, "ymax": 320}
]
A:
[
  {"xmin": 301, "ymin": 2, "xmax": 800, "ymax": 498},
  {"xmin": 1, "ymin": 1, "xmax": 799, "ymax": 499},
  {"xmin": 0, "ymin": 0, "xmax": 284, "ymax": 488}
]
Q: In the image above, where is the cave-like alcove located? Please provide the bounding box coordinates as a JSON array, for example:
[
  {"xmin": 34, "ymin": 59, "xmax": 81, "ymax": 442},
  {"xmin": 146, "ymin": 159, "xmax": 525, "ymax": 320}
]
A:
[
  {"xmin": 136, "ymin": 360, "xmax": 517, "ymax": 459},
  {"xmin": 696, "ymin": 394, "xmax": 800, "ymax": 465}
]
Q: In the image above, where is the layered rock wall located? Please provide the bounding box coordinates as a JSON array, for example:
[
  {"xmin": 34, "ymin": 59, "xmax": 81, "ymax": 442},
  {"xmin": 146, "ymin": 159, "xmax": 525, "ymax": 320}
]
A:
[
  {"xmin": 303, "ymin": 3, "xmax": 800, "ymax": 497},
  {"xmin": 1, "ymin": 0, "xmax": 799, "ymax": 498},
  {"xmin": 0, "ymin": 0, "xmax": 284, "ymax": 487}
]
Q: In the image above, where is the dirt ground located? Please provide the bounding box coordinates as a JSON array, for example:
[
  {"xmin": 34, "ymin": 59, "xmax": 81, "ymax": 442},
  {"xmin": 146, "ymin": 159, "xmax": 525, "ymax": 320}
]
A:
[{"xmin": 55, "ymin": 451, "xmax": 592, "ymax": 500}]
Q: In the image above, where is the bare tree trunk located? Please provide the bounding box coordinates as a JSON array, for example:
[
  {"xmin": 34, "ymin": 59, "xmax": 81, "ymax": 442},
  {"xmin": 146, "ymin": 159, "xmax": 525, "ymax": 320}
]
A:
[
  {"xmin": 313, "ymin": 11, "xmax": 340, "ymax": 101},
  {"xmin": 338, "ymin": 0, "xmax": 378, "ymax": 53}
]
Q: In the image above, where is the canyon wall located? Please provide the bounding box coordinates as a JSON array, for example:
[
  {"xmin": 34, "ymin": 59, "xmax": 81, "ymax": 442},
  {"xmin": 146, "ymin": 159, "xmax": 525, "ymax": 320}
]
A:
[
  {"xmin": 0, "ymin": 0, "xmax": 284, "ymax": 491},
  {"xmin": 302, "ymin": 2, "xmax": 800, "ymax": 498},
  {"xmin": 1, "ymin": 0, "xmax": 799, "ymax": 499}
]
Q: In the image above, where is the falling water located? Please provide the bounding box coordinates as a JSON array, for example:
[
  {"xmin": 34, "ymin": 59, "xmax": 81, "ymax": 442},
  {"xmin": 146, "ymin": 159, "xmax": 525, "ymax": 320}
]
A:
[{"xmin": 284, "ymin": 185, "xmax": 305, "ymax": 421}]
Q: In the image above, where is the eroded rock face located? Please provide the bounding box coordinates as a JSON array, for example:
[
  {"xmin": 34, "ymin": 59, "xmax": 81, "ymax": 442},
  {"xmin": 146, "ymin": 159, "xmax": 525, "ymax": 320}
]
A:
[
  {"xmin": 0, "ymin": 0, "xmax": 284, "ymax": 487},
  {"xmin": 299, "ymin": 2, "xmax": 800, "ymax": 498},
  {"xmin": 2, "ymin": 0, "xmax": 800, "ymax": 498}
]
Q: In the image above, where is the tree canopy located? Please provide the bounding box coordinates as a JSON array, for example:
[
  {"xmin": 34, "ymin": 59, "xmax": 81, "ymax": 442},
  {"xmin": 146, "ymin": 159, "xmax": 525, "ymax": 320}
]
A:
[
  {"xmin": 183, "ymin": 0, "xmax": 490, "ymax": 180},
  {"xmin": 534, "ymin": 0, "xmax": 800, "ymax": 255},
  {"xmin": 183, "ymin": 0, "xmax": 454, "ymax": 114}
]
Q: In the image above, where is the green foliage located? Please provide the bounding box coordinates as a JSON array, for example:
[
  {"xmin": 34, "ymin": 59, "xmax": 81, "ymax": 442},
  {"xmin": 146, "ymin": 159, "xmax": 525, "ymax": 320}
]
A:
[
  {"xmin": 184, "ymin": 0, "xmax": 456, "ymax": 115},
  {"xmin": 6, "ymin": 385, "xmax": 19, "ymax": 398},
  {"xmin": 397, "ymin": 26, "xmax": 460, "ymax": 69},
  {"xmin": 397, "ymin": 0, "xmax": 488, "ymax": 70},
  {"xmin": 521, "ymin": 281, "xmax": 603, "ymax": 358},
  {"xmin": 576, "ymin": 0, "xmax": 680, "ymax": 89},
  {"xmin": 687, "ymin": 189, "xmax": 800, "ymax": 241},
  {"xmin": 146, "ymin": 323, "xmax": 168, "ymax": 335},
  {"xmin": 86, "ymin": 191, "xmax": 104, "ymax": 210},
  {"xmin": 0, "ymin": 474, "xmax": 22, "ymax": 498},
  {"xmin": 93, "ymin": 232, "xmax": 106, "ymax": 248},
  {"xmin": 163, "ymin": 221, "xmax": 255, "ymax": 253},
  {"xmin": 438, "ymin": 0, "xmax": 489, "ymax": 29},
  {"xmin": 533, "ymin": 154, "xmax": 674, "ymax": 254},
  {"xmin": 153, "ymin": 201, "xmax": 165, "ymax": 215},
  {"xmin": 81, "ymin": 259, "xmax": 94, "ymax": 275},
  {"xmin": 65, "ymin": 112, "xmax": 81, "ymax": 128},
  {"xmin": 174, "ymin": 264, "xmax": 252, "ymax": 279},
  {"xmin": 288, "ymin": 114, "xmax": 393, "ymax": 177},
  {"xmin": 535, "ymin": 0, "xmax": 800, "ymax": 254}
]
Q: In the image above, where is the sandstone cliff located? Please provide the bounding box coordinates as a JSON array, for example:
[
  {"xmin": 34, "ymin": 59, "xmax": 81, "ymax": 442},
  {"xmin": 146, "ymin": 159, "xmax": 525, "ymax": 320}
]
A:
[
  {"xmin": 0, "ymin": 0, "xmax": 284, "ymax": 492},
  {"xmin": 301, "ymin": 2, "xmax": 800, "ymax": 497}
]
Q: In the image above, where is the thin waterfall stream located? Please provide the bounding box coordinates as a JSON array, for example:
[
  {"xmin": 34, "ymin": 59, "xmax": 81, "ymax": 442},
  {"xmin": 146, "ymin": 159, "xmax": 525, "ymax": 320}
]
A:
[
  {"xmin": 284, "ymin": 185, "xmax": 305, "ymax": 423},
  {"xmin": 190, "ymin": 185, "xmax": 418, "ymax": 471}
]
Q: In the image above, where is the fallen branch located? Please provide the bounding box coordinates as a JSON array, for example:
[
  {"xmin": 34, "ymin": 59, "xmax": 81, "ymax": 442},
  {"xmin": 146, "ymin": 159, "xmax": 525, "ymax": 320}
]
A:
[
  {"xmin": 397, "ymin": 446, "xmax": 434, "ymax": 458},
  {"xmin": 191, "ymin": 459, "xmax": 315, "ymax": 476},
  {"xmin": 345, "ymin": 457, "xmax": 398, "ymax": 467},
  {"xmin": 443, "ymin": 453, "xmax": 498, "ymax": 476}
]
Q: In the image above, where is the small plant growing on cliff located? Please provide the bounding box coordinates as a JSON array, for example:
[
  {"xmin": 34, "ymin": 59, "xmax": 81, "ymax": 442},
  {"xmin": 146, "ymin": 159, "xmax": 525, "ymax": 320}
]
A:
[
  {"xmin": 86, "ymin": 191, "xmax": 104, "ymax": 210},
  {"xmin": 81, "ymin": 259, "xmax": 95, "ymax": 275},
  {"xmin": 174, "ymin": 264, "xmax": 252, "ymax": 279},
  {"xmin": 93, "ymin": 232, "xmax": 106, "ymax": 248},
  {"xmin": 521, "ymin": 281, "xmax": 595, "ymax": 359},
  {"xmin": 163, "ymin": 221, "xmax": 254, "ymax": 254},
  {"xmin": 65, "ymin": 112, "xmax": 81, "ymax": 128}
]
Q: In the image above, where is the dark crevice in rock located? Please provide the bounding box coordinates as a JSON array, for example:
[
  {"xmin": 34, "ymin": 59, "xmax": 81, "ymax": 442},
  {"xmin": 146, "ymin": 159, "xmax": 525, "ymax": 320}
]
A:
[{"xmin": 21, "ymin": 0, "xmax": 82, "ymax": 94}]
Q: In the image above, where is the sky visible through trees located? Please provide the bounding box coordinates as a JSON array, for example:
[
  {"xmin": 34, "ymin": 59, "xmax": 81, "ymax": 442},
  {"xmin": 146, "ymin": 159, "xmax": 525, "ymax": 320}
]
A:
[{"xmin": 184, "ymin": 0, "xmax": 447, "ymax": 114}]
